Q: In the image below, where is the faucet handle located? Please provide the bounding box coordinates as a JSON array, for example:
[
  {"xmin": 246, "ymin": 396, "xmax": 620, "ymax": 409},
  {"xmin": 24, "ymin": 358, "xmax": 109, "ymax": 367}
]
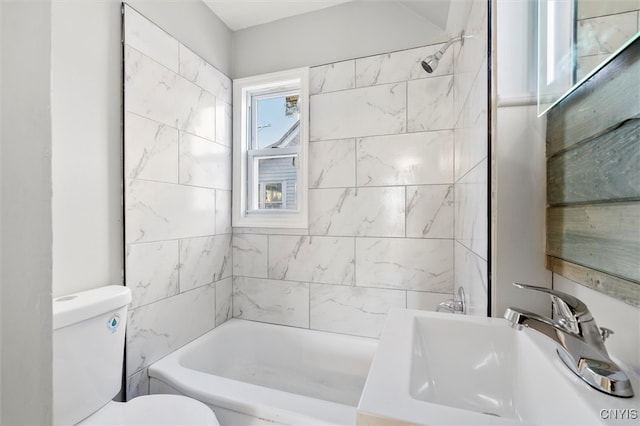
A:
[
  {"xmin": 600, "ymin": 327, "xmax": 614, "ymax": 341},
  {"xmin": 512, "ymin": 283, "xmax": 592, "ymax": 333}
]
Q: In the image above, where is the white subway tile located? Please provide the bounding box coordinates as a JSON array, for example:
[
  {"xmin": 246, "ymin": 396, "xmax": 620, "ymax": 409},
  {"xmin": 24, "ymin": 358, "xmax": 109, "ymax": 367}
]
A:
[
  {"xmin": 310, "ymin": 83, "xmax": 406, "ymax": 141},
  {"xmin": 454, "ymin": 242, "xmax": 487, "ymax": 317},
  {"xmin": 455, "ymin": 159, "xmax": 488, "ymax": 260},
  {"xmin": 233, "ymin": 234, "xmax": 268, "ymax": 278},
  {"xmin": 179, "ymin": 45, "xmax": 232, "ymax": 104},
  {"xmin": 124, "ymin": 113, "xmax": 178, "ymax": 184},
  {"xmin": 310, "ymin": 60, "xmax": 355, "ymax": 95},
  {"xmin": 576, "ymin": 0, "xmax": 639, "ymax": 19},
  {"xmin": 268, "ymin": 236, "xmax": 355, "ymax": 285},
  {"xmin": 309, "ymin": 139, "xmax": 356, "ymax": 188},
  {"xmin": 215, "ymin": 277, "xmax": 233, "ymax": 326},
  {"xmin": 125, "ymin": 179, "xmax": 215, "ymax": 244},
  {"xmin": 310, "ymin": 284, "xmax": 405, "ymax": 338},
  {"xmin": 215, "ymin": 99, "xmax": 232, "ymax": 146},
  {"xmin": 577, "ymin": 11, "xmax": 638, "ymax": 56},
  {"xmin": 233, "ymin": 277, "xmax": 309, "ymax": 328},
  {"xmin": 355, "ymin": 44, "xmax": 453, "ymax": 88},
  {"xmin": 126, "ymin": 241, "xmax": 179, "ymax": 309},
  {"xmin": 407, "ymin": 75, "xmax": 454, "ymax": 132},
  {"xmin": 406, "ymin": 185, "xmax": 454, "ymax": 239},
  {"xmin": 126, "ymin": 368, "xmax": 150, "ymax": 399},
  {"xmin": 309, "ymin": 187, "xmax": 405, "ymax": 237},
  {"xmin": 179, "ymin": 132, "xmax": 231, "ymax": 190},
  {"xmin": 179, "ymin": 235, "xmax": 232, "ymax": 292},
  {"xmin": 215, "ymin": 190, "xmax": 232, "ymax": 235},
  {"xmin": 126, "ymin": 285, "xmax": 215, "ymax": 375},
  {"xmin": 125, "ymin": 46, "xmax": 216, "ymax": 141},
  {"xmin": 356, "ymin": 238, "xmax": 454, "ymax": 292},
  {"xmin": 407, "ymin": 291, "xmax": 454, "ymax": 311},
  {"xmin": 124, "ymin": 5, "xmax": 179, "ymax": 73},
  {"xmin": 357, "ymin": 131, "xmax": 454, "ymax": 186}
]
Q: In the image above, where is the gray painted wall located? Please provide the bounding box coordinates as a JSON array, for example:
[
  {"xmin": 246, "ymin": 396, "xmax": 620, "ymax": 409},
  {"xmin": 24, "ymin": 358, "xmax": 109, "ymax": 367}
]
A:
[
  {"xmin": 495, "ymin": 0, "xmax": 537, "ymax": 105},
  {"xmin": 1, "ymin": 1, "xmax": 53, "ymax": 424},
  {"xmin": 0, "ymin": 0, "xmax": 3, "ymax": 416},
  {"xmin": 231, "ymin": 1, "xmax": 449, "ymax": 78},
  {"xmin": 493, "ymin": 0, "xmax": 552, "ymax": 319},
  {"xmin": 51, "ymin": 0, "xmax": 123, "ymax": 297}
]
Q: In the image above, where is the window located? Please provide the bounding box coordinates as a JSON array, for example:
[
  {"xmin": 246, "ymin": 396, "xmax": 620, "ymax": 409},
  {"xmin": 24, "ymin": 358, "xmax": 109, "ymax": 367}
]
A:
[
  {"xmin": 260, "ymin": 182, "xmax": 286, "ymax": 209},
  {"xmin": 233, "ymin": 68, "xmax": 309, "ymax": 228}
]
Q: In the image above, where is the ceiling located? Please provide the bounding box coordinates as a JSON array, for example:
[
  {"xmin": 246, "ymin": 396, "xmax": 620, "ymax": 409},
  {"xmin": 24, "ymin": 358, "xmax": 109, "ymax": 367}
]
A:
[
  {"xmin": 204, "ymin": 0, "xmax": 354, "ymax": 31},
  {"xmin": 204, "ymin": 0, "xmax": 451, "ymax": 32}
]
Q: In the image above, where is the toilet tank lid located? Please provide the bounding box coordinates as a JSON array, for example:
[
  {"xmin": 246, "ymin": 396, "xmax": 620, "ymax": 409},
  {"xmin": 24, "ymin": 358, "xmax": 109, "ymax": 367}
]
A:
[{"xmin": 53, "ymin": 286, "xmax": 132, "ymax": 330}]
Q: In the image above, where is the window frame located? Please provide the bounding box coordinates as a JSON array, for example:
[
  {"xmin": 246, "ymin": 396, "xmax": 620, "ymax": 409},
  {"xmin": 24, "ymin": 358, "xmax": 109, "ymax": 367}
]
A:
[{"xmin": 232, "ymin": 67, "xmax": 309, "ymax": 229}]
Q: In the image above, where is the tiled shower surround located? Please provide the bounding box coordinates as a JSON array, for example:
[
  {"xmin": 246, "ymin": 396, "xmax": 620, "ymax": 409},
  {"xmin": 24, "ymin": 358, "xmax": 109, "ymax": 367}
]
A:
[
  {"xmin": 576, "ymin": 0, "xmax": 640, "ymax": 80},
  {"xmin": 123, "ymin": 5, "xmax": 233, "ymax": 398},
  {"xmin": 453, "ymin": 0, "xmax": 489, "ymax": 316},
  {"xmin": 233, "ymin": 51, "xmax": 456, "ymax": 337},
  {"xmin": 122, "ymin": 0, "xmax": 488, "ymax": 397},
  {"xmin": 234, "ymin": 0, "xmax": 489, "ymax": 332}
]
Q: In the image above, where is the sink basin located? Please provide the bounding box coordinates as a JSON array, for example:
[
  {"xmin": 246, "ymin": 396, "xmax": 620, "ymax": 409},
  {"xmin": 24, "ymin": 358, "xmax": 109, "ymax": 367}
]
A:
[
  {"xmin": 410, "ymin": 315, "xmax": 517, "ymax": 418},
  {"xmin": 358, "ymin": 309, "xmax": 640, "ymax": 425}
]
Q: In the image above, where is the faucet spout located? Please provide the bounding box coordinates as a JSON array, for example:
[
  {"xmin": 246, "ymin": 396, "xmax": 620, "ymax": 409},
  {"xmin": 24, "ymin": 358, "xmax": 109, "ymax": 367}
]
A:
[
  {"xmin": 436, "ymin": 287, "xmax": 465, "ymax": 314},
  {"xmin": 436, "ymin": 299, "xmax": 463, "ymax": 313},
  {"xmin": 505, "ymin": 308, "xmax": 568, "ymax": 344},
  {"xmin": 505, "ymin": 284, "xmax": 634, "ymax": 398}
]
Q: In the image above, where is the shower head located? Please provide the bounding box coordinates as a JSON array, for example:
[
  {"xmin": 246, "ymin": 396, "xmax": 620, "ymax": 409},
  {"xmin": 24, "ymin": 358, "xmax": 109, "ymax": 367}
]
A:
[
  {"xmin": 421, "ymin": 51, "xmax": 443, "ymax": 74},
  {"xmin": 421, "ymin": 31, "xmax": 465, "ymax": 74}
]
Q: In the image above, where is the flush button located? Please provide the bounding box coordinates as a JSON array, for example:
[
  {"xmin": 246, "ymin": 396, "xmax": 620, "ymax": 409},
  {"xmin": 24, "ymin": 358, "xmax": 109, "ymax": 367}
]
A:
[{"xmin": 107, "ymin": 314, "xmax": 120, "ymax": 333}]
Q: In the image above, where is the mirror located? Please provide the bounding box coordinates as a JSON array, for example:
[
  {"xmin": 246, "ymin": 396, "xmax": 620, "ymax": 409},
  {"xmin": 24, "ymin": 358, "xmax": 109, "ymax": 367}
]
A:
[{"xmin": 538, "ymin": 0, "xmax": 640, "ymax": 115}]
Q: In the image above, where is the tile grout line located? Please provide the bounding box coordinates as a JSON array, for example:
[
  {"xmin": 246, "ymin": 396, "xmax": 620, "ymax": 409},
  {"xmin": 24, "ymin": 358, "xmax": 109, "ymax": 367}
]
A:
[
  {"xmin": 126, "ymin": 110, "xmax": 231, "ymax": 147},
  {"xmin": 125, "ymin": 43, "xmax": 231, "ymax": 104},
  {"xmin": 452, "ymin": 42, "xmax": 458, "ymax": 297}
]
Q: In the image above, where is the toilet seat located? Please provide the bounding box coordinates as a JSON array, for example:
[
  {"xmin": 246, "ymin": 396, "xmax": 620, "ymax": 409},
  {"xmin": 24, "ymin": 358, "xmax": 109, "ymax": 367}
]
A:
[{"xmin": 80, "ymin": 394, "xmax": 219, "ymax": 425}]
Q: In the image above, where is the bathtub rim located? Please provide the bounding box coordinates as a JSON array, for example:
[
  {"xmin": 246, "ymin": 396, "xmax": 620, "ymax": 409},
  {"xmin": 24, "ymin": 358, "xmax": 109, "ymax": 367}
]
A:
[{"xmin": 147, "ymin": 318, "xmax": 378, "ymax": 425}]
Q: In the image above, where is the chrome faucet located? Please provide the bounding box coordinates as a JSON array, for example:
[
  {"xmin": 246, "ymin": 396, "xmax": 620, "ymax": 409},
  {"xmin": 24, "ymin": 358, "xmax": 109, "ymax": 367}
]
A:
[
  {"xmin": 436, "ymin": 287, "xmax": 465, "ymax": 314},
  {"xmin": 505, "ymin": 283, "xmax": 634, "ymax": 398}
]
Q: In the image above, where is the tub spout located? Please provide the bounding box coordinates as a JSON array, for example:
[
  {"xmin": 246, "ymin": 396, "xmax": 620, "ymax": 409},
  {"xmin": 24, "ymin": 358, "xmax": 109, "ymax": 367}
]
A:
[{"xmin": 436, "ymin": 287, "xmax": 465, "ymax": 314}]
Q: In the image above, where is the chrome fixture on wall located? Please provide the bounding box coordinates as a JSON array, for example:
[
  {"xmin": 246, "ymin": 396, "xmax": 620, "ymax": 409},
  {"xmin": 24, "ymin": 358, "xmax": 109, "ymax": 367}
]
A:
[
  {"xmin": 436, "ymin": 287, "xmax": 466, "ymax": 314},
  {"xmin": 421, "ymin": 31, "xmax": 465, "ymax": 73}
]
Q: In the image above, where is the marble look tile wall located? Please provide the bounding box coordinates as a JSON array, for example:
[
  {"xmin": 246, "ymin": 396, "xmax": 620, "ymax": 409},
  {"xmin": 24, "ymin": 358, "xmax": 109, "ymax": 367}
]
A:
[
  {"xmin": 233, "ymin": 41, "xmax": 467, "ymax": 338},
  {"xmin": 453, "ymin": 0, "xmax": 489, "ymax": 316},
  {"xmin": 123, "ymin": 5, "xmax": 232, "ymax": 399},
  {"xmin": 121, "ymin": 0, "xmax": 489, "ymax": 401},
  {"xmin": 576, "ymin": 2, "xmax": 640, "ymax": 80}
]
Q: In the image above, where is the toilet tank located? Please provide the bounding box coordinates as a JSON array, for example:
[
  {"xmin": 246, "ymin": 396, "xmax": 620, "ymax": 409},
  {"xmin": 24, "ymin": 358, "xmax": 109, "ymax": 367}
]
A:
[{"xmin": 53, "ymin": 285, "xmax": 132, "ymax": 426}]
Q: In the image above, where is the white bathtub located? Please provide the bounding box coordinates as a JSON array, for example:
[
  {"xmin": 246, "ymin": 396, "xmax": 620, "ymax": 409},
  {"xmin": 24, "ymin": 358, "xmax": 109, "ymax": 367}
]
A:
[{"xmin": 148, "ymin": 319, "xmax": 378, "ymax": 425}]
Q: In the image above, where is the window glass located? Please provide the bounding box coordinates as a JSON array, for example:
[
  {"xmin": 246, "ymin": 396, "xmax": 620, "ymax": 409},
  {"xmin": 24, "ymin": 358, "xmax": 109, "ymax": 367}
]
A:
[
  {"xmin": 254, "ymin": 156, "xmax": 297, "ymax": 210},
  {"xmin": 254, "ymin": 94, "xmax": 300, "ymax": 149}
]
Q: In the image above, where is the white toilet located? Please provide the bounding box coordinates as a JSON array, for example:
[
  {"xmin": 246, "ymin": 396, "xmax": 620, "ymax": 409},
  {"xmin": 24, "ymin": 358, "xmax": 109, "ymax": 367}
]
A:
[{"xmin": 53, "ymin": 285, "xmax": 219, "ymax": 425}]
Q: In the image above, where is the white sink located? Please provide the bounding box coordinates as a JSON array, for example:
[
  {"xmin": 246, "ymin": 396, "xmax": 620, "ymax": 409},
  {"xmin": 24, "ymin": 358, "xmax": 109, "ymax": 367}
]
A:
[{"xmin": 358, "ymin": 309, "xmax": 640, "ymax": 425}]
